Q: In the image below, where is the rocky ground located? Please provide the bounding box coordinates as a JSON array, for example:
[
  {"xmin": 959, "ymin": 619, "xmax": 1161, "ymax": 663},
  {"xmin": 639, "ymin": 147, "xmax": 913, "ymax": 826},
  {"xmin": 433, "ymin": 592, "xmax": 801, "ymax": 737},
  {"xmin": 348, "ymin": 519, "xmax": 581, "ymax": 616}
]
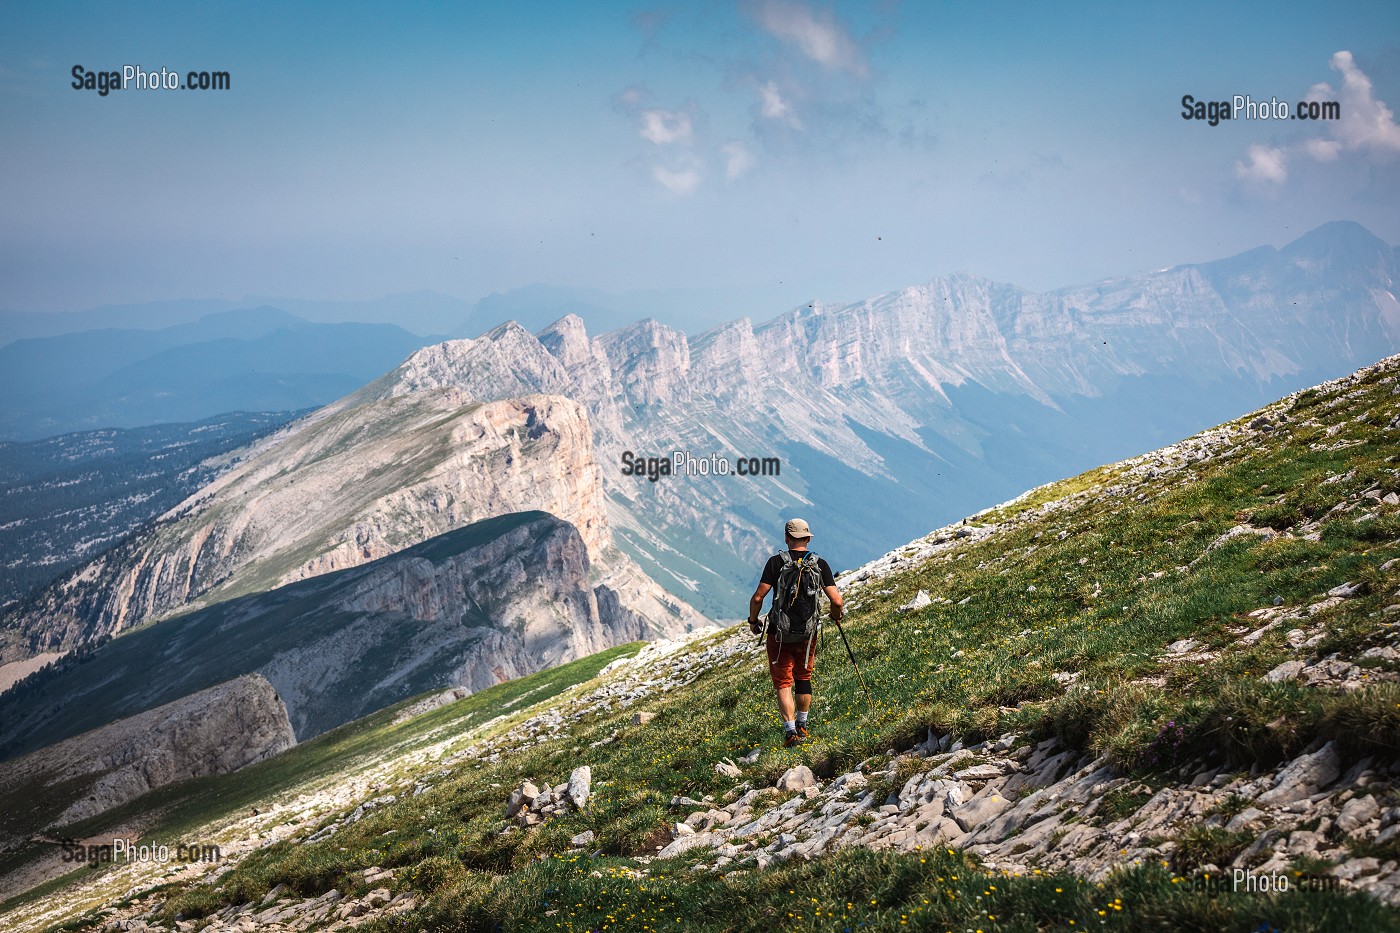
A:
[
  {"xmin": 32, "ymin": 591, "xmax": 1398, "ymax": 932},
  {"xmin": 0, "ymin": 634, "xmax": 720, "ymax": 932}
]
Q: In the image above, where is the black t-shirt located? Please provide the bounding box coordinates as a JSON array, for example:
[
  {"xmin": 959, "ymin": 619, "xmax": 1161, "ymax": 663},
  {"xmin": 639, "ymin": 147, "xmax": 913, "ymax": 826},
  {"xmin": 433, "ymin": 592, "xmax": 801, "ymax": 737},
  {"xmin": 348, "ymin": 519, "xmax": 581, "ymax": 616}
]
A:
[{"xmin": 759, "ymin": 550, "xmax": 836, "ymax": 589}]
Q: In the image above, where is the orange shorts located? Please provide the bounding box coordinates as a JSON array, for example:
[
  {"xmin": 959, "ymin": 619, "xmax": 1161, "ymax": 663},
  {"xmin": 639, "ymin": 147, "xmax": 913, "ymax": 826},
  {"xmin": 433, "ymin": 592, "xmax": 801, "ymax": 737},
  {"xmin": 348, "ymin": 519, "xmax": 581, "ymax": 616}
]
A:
[{"xmin": 766, "ymin": 634, "xmax": 818, "ymax": 689}]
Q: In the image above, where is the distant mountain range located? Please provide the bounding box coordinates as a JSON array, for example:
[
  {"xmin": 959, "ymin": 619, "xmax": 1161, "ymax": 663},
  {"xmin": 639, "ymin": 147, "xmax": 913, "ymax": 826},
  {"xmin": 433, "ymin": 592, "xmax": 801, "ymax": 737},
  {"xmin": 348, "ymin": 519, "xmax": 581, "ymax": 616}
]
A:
[
  {"xmin": 0, "ymin": 284, "xmax": 786, "ymax": 355},
  {"xmin": 0, "ymin": 293, "xmax": 467, "ymax": 345},
  {"xmin": 352, "ymin": 221, "xmax": 1400, "ymax": 615},
  {"xmin": 0, "ymin": 310, "xmax": 432, "ymax": 439},
  {"xmin": 0, "ymin": 290, "xmax": 784, "ymax": 440},
  {"xmin": 1, "ymin": 219, "xmax": 1396, "ymax": 631}
]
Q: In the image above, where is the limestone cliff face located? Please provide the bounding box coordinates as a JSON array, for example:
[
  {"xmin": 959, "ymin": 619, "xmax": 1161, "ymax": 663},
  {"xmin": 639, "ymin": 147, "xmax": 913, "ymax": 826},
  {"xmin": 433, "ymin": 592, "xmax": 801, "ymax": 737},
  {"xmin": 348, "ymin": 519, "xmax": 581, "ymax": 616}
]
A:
[
  {"xmin": 0, "ymin": 674, "xmax": 293, "ymax": 847},
  {"xmin": 254, "ymin": 511, "xmax": 688, "ymax": 738},
  {"xmin": 0, "ymin": 513, "xmax": 701, "ymax": 767},
  {"xmin": 364, "ymin": 226, "xmax": 1400, "ymax": 618},
  {"xmin": 598, "ymin": 319, "xmax": 692, "ymax": 407},
  {"xmin": 2, "ymin": 393, "xmax": 611, "ymax": 661}
]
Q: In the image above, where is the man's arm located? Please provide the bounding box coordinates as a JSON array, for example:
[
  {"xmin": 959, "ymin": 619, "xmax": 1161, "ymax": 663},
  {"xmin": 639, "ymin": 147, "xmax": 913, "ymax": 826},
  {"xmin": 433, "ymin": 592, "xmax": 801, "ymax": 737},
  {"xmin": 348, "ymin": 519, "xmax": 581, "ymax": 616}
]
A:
[
  {"xmin": 748, "ymin": 582, "xmax": 772, "ymax": 633},
  {"xmin": 824, "ymin": 585, "xmax": 844, "ymax": 621}
]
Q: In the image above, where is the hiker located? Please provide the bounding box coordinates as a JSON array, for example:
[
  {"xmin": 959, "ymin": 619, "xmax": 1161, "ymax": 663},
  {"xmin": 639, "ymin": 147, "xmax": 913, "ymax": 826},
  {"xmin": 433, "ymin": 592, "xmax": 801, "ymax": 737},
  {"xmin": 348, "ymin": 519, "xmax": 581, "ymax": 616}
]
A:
[{"xmin": 748, "ymin": 518, "xmax": 843, "ymax": 747}]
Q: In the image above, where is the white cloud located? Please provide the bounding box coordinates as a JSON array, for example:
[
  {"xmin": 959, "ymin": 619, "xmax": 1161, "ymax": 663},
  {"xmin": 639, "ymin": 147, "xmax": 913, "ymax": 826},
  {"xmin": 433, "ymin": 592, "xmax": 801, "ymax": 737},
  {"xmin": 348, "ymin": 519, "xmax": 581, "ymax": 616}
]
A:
[
  {"xmin": 749, "ymin": 0, "xmax": 867, "ymax": 77},
  {"xmin": 1237, "ymin": 51, "xmax": 1400, "ymax": 188},
  {"xmin": 1302, "ymin": 137, "xmax": 1342, "ymax": 162},
  {"xmin": 721, "ymin": 141, "xmax": 756, "ymax": 180},
  {"xmin": 639, "ymin": 108, "xmax": 693, "ymax": 145},
  {"xmin": 1308, "ymin": 50, "xmax": 1400, "ymax": 156},
  {"xmin": 652, "ymin": 166, "xmax": 703, "ymax": 195},
  {"xmin": 757, "ymin": 80, "xmax": 802, "ymax": 128},
  {"xmin": 1235, "ymin": 144, "xmax": 1288, "ymax": 184}
]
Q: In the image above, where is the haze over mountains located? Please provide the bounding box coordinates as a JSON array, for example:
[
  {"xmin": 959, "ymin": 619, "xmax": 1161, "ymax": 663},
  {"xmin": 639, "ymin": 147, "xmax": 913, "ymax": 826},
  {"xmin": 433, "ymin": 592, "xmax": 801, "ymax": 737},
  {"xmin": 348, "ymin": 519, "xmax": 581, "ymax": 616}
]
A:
[
  {"xmin": 0, "ymin": 288, "xmax": 782, "ymax": 439},
  {"xmin": 0, "ymin": 294, "xmax": 466, "ymax": 346},
  {"xmin": 340, "ymin": 220, "xmax": 1400, "ymax": 615},
  {"xmin": 1, "ymin": 221, "xmax": 1396, "ymax": 628},
  {"xmin": 0, "ymin": 310, "xmax": 428, "ymax": 440}
]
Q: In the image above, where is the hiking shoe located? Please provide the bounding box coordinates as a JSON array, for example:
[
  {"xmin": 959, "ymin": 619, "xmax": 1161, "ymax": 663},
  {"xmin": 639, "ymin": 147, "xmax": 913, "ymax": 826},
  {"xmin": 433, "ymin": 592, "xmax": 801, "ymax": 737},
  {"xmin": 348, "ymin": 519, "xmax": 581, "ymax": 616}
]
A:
[
  {"xmin": 795, "ymin": 723, "xmax": 809, "ymax": 740},
  {"xmin": 783, "ymin": 730, "xmax": 800, "ymax": 748}
]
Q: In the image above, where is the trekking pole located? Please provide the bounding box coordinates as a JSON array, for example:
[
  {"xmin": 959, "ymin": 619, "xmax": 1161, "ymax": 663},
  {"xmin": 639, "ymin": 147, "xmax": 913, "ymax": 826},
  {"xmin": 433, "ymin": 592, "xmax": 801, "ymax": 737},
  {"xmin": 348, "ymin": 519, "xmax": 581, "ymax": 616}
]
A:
[{"xmin": 831, "ymin": 614, "xmax": 874, "ymax": 709}]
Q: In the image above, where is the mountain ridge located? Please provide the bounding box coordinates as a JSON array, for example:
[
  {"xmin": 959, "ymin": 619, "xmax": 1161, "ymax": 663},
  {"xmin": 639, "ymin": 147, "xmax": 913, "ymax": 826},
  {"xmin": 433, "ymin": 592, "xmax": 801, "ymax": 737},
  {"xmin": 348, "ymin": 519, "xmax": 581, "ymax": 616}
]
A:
[
  {"xmin": 364, "ymin": 222, "xmax": 1399, "ymax": 615},
  {"xmin": 0, "ymin": 392, "xmax": 634, "ymax": 663},
  {"xmin": 0, "ymin": 510, "xmax": 697, "ymax": 765}
]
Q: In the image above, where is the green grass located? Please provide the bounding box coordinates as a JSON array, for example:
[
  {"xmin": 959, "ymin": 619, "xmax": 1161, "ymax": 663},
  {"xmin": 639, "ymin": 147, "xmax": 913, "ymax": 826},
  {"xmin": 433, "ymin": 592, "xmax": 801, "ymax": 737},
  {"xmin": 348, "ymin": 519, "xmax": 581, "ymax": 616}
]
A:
[
  {"xmin": 1099, "ymin": 784, "xmax": 1157, "ymax": 823},
  {"xmin": 14, "ymin": 361, "xmax": 1400, "ymax": 931},
  {"xmin": 1172, "ymin": 826, "xmax": 1255, "ymax": 873},
  {"xmin": 372, "ymin": 848, "xmax": 1399, "ymax": 933},
  {"xmin": 0, "ymin": 866, "xmax": 93, "ymax": 917},
  {"xmin": 0, "ymin": 641, "xmax": 643, "ymax": 918}
]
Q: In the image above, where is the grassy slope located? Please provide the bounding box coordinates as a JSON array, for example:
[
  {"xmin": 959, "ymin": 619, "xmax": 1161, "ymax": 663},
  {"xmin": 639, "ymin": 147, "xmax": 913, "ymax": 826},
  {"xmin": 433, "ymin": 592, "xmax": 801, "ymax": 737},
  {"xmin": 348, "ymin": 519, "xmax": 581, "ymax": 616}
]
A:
[
  {"xmin": 0, "ymin": 642, "xmax": 644, "ymax": 919},
  {"xmin": 19, "ymin": 357, "xmax": 1400, "ymax": 932}
]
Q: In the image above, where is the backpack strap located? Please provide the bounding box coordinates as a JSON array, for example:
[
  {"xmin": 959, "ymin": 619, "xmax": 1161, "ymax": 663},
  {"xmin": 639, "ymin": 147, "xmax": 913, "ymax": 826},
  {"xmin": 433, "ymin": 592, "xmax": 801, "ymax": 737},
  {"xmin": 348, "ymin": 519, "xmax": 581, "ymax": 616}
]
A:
[
  {"xmin": 797, "ymin": 551, "xmax": 822, "ymax": 666},
  {"xmin": 762, "ymin": 552, "xmax": 792, "ymax": 637}
]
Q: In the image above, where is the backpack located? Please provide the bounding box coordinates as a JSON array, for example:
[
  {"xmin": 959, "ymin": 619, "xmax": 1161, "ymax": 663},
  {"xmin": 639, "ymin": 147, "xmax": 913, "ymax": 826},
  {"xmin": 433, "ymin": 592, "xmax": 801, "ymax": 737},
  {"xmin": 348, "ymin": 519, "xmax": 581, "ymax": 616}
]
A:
[{"xmin": 767, "ymin": 551, "xmax": 824, "ymax": 643}]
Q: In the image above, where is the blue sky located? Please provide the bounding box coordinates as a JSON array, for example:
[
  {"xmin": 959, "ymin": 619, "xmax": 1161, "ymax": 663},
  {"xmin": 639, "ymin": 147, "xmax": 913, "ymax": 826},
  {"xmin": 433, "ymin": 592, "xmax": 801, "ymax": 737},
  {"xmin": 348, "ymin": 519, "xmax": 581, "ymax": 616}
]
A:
[{"xmin": 2, "ymin": 1, "xmax": 1399, "ymax": 321}]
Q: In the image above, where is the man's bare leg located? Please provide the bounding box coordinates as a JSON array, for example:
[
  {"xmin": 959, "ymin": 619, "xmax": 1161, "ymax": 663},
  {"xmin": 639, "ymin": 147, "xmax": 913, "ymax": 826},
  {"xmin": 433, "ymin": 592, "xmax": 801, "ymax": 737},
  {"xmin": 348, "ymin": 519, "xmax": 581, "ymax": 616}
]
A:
[{"xmin": 777, "ymin": 686, "xmax": 796, "ymax": 722}]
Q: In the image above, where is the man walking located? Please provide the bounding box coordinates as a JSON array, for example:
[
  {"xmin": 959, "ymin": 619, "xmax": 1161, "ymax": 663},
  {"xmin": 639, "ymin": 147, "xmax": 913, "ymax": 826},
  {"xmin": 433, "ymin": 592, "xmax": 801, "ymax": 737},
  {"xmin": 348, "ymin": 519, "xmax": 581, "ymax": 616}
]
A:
[{"xmin": 748, "ymin": 518, "xmax": 844, "ymax": 747}]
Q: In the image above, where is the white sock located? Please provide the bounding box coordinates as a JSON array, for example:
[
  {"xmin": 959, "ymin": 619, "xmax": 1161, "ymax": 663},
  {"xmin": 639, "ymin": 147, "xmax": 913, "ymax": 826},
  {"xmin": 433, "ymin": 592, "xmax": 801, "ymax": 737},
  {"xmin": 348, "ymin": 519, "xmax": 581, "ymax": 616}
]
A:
[
  {"xmin": 783, "ymin": 720, "xmax": 796, "ymax": 733},
  {"xmin": 796, "ymin": 711, "xmax": 808, "ymax": 725}
]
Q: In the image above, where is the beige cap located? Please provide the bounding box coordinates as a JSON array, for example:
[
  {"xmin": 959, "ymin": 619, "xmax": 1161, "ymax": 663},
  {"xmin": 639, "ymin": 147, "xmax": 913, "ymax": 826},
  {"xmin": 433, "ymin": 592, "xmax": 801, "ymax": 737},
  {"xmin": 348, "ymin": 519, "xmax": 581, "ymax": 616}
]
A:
[{"xmin": 784, "ymin": 518, "xmax": 812, "ymax": 538}]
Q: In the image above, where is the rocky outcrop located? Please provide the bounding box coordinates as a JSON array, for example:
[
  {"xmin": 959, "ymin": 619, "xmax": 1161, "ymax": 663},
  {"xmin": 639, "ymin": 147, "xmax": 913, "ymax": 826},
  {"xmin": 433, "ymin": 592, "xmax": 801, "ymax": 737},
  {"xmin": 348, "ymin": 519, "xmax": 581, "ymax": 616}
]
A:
[
  {"xmin": 640, "ymin": 727, "xmax": 1400, "ymax": 904},
  {"xmin": 397, "ymin": 614, "xmax": 1400, "ymax": 905},
  {"xmin": 1, "ymin": 393, "xmax": 614, "ymax": 661},
  {"xmin": 0, "ymin": 512, "xmax": 705, "ymax": 763},
  {"xmin": 0, "ymin": 674, "xmax": 293, "ymax": 847},
  {"xmin": 500, "ymin": 766, "xmax": 593, "ymax": 828}
]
